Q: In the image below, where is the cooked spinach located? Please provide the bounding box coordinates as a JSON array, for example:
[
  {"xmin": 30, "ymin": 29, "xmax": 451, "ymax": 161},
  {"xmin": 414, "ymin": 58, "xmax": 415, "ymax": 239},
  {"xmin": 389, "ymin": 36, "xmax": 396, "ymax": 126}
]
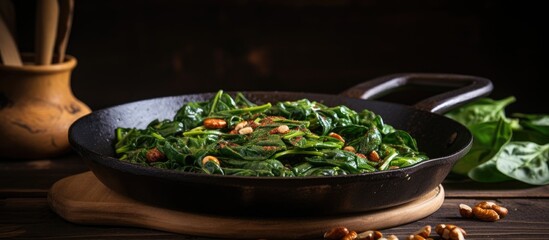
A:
[
  {"xmin": 114, "ymin": 90, "xmax": 428, "ymax": 177},
  {"xmin": 446, "ymin": 96, "xmax": 549, "ymax": 185}
]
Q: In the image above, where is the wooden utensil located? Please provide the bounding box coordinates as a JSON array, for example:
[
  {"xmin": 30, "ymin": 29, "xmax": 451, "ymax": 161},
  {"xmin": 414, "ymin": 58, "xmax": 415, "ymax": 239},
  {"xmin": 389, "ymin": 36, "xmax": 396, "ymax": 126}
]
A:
[
  {"xmin": 0, "ymin": 2, "xmax": 22, "ymax": 66},
  {"xmin": 35, "ymin": 0, "xmax": 59, "ymax": 65},
  {"xmin": 0, "ymin": 0, "xmax": 16, "ymax": 39},
  {"xmin": 55, "ymin": 0, "xmax": 73, "ymax": 63}
]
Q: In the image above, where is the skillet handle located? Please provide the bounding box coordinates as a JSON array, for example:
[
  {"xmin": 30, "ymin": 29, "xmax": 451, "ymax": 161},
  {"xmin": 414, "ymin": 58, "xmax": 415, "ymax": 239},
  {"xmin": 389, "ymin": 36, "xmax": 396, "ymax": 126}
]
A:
[{"xmin": 340, "ymin": 73, "xmax": 493, "ymax": 114}]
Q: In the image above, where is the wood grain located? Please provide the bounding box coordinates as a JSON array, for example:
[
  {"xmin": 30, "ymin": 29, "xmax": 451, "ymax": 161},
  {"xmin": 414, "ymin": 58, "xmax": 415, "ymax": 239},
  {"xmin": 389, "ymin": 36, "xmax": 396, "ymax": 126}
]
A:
[
  {"xmin": 48, "ymin": 171, "xmax": 444, "ymax": 240},
  {"xmin": 0, "ymin": 55, "xmax": 91, "ymax": 159},
  {"xmin": 55, "ymin": 0, "xmax": 74, "ymax": 63},
  {"xmin": 35, "ymin": 0, "xmax": 58, "ymax": 65},
  {"xmin": 0, "ymin": 6, "xmax": 21, "ymax": 66},
  {"xmin": 0, "ymin": 0, "xmax": 16, "ymax": 37}
]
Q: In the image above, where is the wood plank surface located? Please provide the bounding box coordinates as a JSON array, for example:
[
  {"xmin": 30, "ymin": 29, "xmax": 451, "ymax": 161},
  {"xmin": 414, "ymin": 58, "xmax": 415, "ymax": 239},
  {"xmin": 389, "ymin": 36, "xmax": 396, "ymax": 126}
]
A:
[
  {"xmin": 0, "ymin": 154, "xmax": 88, "ymax": 197},
  {"xmin": 3, "ymin": 196, "xmax": 549, "ymax": 239}
]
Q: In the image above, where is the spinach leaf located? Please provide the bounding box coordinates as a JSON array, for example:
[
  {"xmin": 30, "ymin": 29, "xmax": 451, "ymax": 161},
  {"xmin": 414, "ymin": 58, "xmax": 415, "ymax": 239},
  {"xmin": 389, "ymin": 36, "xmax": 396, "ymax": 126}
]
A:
[
  {"xmin": 115, "ymin": 127, "xmax": 164, "ymax": 155},
  {"xmin": 468, "ymin": 157, "xmax": 514, "ymax": 183},
  {"xmin": 347, "ymin": 127, "xmax": 382, "ymax": 154},
  {"xmin": 332, "ymin": 124, "xmax": 369, "ymax": 139},
  {"xmin": 173, "ymin": 101, "xmax": 208, "ymax": 131},
  {"xmin": 445, "ymin": 96, "xmax": 549, "ymax": 185},
  {"xmin": 267, "ymin": 99, "xmax": 333, "ymax": 136},
  {"xmin": 451, "ymin": 118, "xmax": 513, "ymax": 175},
  {"xmin": 495, "ymin": 142, "xmax": 549, "ymax": 185},
  {"xmin": 268, "ymin": 99, "xmax": 318, "ymax": 120},
  {"xmin": 202, "ymin": 160, "xmax": 224, "ymax": 175},
  {"xmin": 383, "ymin": 130, "xmax": 419, "ymax": 152},
  {"xmin": 292, "ymin": 162, "xmax": 314, "ymax": 176},
  {"xmin": 306, "ymin": 149, "xmax": 376, "ymax": 174},
  {"xmin": 512, "ymin": 128, "xmax": 549, "ymax": 145},
  {"xmin": 284, "ymin": 133, "xmax": 344, "ymax": 149},
  {"xmin": 445, "ymin": 96, "xmax": 515, "ymax": 127},
  {"xmin": 222, "ymin": 159, "xmax": 286, "ymax": 176},
  {"xmin": 234, "ymin": 92, "xmax": 257, "ymax": 108},
  {"xmin": 358, "ymin": 109, "xmax": 392, "ymax": 134},
  {"xmin": 114, "ymin": 90, "xmax": 428, "ymax": 177},
  {"xmin": 301, "ymin": 167, "xmax": 348, "ymax": 176},
  {"xmin": 389, "ymin": 154, "xmax": 429, "ymax": 168},
  {"xmin": 217, "ymin": 131, "xmax": 287, "ymax": 161},
  {"xmin": 445, "ymin": 96, "xmax": 515, "ymax": 176},
  {"xmin": 219, "ymin": 143, "xmax": 283, "ymax": 161},
  {"xmin": 513, "ymin": 113, "xmax": 549, "ymax": 136},
  {"xmin": 156, "ymin": 140, "xmax": 188, "ymax": 164},
  {"xmin": 147, "ymin": 119, "xmax": 184, "ymax": 137},
  {"xmin": 320, "ymin": 105, "xmax": 359, "ymax": 128}
]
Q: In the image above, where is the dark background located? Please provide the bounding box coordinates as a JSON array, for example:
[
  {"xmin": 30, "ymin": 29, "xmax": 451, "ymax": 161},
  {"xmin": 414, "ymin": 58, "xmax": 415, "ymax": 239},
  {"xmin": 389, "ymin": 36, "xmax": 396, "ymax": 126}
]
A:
[{"xmin": 12, "ymin": 0, "xmax": 547, "ymax": 113}]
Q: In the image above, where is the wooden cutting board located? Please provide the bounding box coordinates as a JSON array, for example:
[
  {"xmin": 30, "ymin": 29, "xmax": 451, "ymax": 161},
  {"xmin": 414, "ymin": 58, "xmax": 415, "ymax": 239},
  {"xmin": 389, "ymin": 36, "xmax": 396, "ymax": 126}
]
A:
[{"xmin": 48, "ymin": 171, "xmax": 444, "ymax": 239}]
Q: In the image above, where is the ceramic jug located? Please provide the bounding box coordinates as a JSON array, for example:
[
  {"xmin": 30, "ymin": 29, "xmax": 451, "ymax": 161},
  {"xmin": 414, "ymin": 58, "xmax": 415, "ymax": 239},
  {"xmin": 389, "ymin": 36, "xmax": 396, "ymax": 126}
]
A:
[{"xmin": 0, "ymin": 54, "xmax": 91, "ymax": 159}]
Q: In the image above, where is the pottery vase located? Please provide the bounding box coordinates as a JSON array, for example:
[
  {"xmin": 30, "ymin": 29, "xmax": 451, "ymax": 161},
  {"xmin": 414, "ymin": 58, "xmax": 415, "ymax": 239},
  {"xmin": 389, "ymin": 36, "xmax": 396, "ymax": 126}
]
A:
[{"xmin": 0, "ymin": 54, "xmax": 91, "ymax": 159}]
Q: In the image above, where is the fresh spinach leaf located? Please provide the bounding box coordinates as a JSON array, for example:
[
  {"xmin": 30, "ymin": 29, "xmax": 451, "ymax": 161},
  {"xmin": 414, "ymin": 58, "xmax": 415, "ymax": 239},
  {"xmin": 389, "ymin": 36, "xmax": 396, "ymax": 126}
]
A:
[
  {"xmin": 495, "ymin": 142, "xmax": 549, "ymax": 185},
  {"xmin": 451, "ymin": 118, "xmax": 513, "ymax": 175},
  {"xmin": 446, "ymin": 96, "xmax": 549, "ymax": 185},
  {"xmin": 468, "ymin": 157, "xmax": 514, "ymax": 183},
  {"xmin": 513, "ymin": 113, "xmax": 549, "ymax": 136},
  {"xmin": 445, "ymin": 96, "xmax": 515, "ymax": 127},
  {"xmin": 512, "ymin": 128, "xmax": 549, "ymax": 145}
]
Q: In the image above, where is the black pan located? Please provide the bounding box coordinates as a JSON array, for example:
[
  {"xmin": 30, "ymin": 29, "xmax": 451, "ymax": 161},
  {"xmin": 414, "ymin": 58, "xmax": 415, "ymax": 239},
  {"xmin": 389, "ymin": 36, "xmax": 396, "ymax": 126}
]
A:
[{"xmin": 69, "ymin": 73, "xmax": 492, "ymax": 216}]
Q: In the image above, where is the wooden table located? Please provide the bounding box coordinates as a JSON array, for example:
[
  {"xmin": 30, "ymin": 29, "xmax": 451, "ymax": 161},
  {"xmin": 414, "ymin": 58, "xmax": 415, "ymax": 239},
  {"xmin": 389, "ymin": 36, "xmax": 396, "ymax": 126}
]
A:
[{"xmin": 2, "ymin": 154, "xmax": 549, "ymax": 239}]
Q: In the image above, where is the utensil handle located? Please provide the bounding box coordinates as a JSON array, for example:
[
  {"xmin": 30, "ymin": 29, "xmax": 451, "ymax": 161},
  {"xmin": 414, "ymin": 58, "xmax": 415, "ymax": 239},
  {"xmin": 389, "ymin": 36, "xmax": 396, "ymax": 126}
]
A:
[
  {"xmin": 0, "ymin": 0, "xmax": 17, "ymax": 39},
  {"xmin": 0, "ymin": 6, "xmax": 22, "ymax": 66},
  {"xmin": 35, "ymin": 0, "xmax": 59, "ymax": 65},
  {"xmin": 55, "ymin": 0, "xmax": 73, "ymax": 63},
  {"xmin": 341, "ymin": 73, "xmax": 493, "ymax": 114}
]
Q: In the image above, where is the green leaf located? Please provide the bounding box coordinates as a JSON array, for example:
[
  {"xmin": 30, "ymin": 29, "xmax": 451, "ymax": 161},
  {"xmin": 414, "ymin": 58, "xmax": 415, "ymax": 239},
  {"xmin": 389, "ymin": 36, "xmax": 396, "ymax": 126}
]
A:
[
  {"xmin": 284, "ymin": 133, "xmax": 344, "ymax": 149},
  {"xmin": 320, "ymin": 105, "xmax": 359, "ymax": 128},
  {"xmin": 306, "ymin": 149, "xmax": 376, "ymax": 174},
  {"xmin": 359, "ymin": 109, "xmax": 393, "ymax": 134},
  {"xmin": 221, "ymin": 159, "xmax": 285, "ymax": 176},
  {"xmin": 468, "ymin": 158, "xmax": 514, "ymax": 183},
  {"xmin": 234, "ymin": 92, "xmax": 257, "ymax": 108},
  {"xmin": 513, "ymin": 113, "xmax": 549, "ymax": 136},
  {"xmin": 451, "ymin": 118, "xmax": 513, "ymax": 175},
  {"xmin": 389, "ymin": 154, "xmax": 429, "ymax": 168},
  {"xmin": 214, "ymin": 103, "xmax": 272, "ymax": 117},
  {"xmin": 301, "ymin": 166, "xmax": 347, "ymax": 176},
  {"xmin": 495, "ymin": 142, "xmax": 549, "ymax": 185},
  {"xmin": 219, "ymin": 144, "xmax": 280, "ymax": 161},
  {"xmin": 512, "ymin": 128, "xmax": 549, "ymax": 145},
  {"xmin": 202, "ymin": 160, "xmax": 224, "ymax": 175},
  {"xmin": 348, "ymin": 127, "xmax": 382, "ymax": 154},
  {"xmin": 147, "ymin": 119, "xmax": 184, "ymax": 137},
  {"xmin": 445, "ymin": 96, "xmax": 516, "ymax": 127},
  {"xmin": 173, "ymin": 101, "xmax": 208, "ymax": 131},
  {"xmin": 333, "ymin": 124, "xmax": 369, "ymax": 139},
  {"xmin": 115, "ymin": 91, "xmax": 428, "ymax": 177},
  {"xmin": 292, "ymin": 162, "xmax": 314, "ymax": 176},
  {"xmin": 383, "ymin": 130, "xmax": 419, "ymax": 152}
]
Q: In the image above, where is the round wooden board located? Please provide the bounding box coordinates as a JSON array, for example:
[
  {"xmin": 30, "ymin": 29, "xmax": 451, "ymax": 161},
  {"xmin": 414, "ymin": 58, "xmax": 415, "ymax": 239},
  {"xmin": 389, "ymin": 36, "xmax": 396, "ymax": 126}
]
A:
[{"xmin": 48, "ymin": 171, "xmax": 444, "ymax": 239}]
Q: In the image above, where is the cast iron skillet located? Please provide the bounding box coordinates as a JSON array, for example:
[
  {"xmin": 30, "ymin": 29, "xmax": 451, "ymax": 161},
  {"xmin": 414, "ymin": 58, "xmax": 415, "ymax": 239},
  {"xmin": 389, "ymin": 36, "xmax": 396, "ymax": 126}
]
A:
[{"xmin": 69, "ymin": 73, "xmax": 492, "ymax": 216}]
